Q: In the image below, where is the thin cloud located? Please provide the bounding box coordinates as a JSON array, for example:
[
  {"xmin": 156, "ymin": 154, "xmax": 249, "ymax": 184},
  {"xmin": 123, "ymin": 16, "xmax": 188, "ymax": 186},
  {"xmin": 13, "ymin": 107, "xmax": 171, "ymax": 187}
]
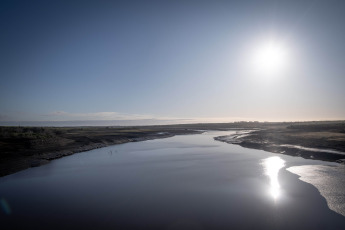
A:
[
  {"xmin": 1, "ymin": 110, "xmax": 261, "ymax": 126},
  {"xmin": 44, "ymin": 111, "xmax": 160, "ymax": 121},
  {"xmin": 42, "ymin": 111, "xmax": 252, "ymax": 123},
  {"xmin": 45, "ymin": 111, "xmax": 69, "ymax": 116}
]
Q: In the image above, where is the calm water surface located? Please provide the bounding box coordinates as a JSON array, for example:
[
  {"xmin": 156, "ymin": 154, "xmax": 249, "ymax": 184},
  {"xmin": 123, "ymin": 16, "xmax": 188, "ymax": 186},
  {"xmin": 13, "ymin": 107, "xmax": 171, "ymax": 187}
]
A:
[{"xmin": 1, "ymin": 131, "xmax": 345, "ymax": 229}]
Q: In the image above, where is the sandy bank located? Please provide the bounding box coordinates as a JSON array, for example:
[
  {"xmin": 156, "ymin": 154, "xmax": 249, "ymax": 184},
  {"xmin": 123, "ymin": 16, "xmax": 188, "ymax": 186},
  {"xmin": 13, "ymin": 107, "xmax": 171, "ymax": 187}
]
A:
[{"xmin": 215, "ymin": 124, "xmax": 345, "ymax": 162}]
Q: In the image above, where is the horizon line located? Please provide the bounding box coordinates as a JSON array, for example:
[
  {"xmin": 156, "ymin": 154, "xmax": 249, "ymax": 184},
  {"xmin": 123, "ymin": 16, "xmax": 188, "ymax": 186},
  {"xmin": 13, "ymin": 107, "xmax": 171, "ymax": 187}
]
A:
[{"xmin": 0, "ymin": 119, "xmax": 344, "ymax": 127}]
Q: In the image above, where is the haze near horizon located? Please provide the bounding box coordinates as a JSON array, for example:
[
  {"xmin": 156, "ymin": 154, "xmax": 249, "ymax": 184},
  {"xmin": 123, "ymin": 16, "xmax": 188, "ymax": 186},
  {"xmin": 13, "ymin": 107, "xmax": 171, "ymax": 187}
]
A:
[{"xmin": 1, "ymin": 0, "xmax": 345, "ymax": 126}]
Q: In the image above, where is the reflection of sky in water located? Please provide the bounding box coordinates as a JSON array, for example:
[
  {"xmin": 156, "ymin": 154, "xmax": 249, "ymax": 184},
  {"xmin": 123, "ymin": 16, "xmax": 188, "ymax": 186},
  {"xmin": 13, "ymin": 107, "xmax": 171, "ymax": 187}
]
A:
[
  {"xmin": 287, "ymin": 164, "xmax": 345, "ymax": 217},
  {"xmin": 262, "ymin": 156, "xmax": 285, "ymax": 200}
]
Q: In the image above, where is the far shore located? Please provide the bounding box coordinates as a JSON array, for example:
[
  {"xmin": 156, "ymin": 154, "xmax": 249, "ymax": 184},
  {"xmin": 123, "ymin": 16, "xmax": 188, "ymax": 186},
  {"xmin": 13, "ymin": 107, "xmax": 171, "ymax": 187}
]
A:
[
  {"xmin": 1, "ymin": 121, "xmax": 345, "ymax": 177},
  {"xmin": 215, "ymin": 122, "xmax": 345, "ymax": 162}
]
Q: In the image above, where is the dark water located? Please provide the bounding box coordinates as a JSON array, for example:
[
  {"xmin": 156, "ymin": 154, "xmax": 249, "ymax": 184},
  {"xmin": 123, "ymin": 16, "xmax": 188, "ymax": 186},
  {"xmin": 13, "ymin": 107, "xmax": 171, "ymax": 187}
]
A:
[{"xmin": 1, "ymin": 131, "xmax": 345, "ymax": 229}]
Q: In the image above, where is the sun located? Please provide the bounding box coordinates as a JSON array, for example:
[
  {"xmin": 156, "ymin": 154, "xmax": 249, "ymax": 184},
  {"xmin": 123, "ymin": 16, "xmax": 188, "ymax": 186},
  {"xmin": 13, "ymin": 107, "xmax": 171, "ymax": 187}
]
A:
[{"xmin": 252, "ymin": 40, "xmax": 289, "ymax": 76}]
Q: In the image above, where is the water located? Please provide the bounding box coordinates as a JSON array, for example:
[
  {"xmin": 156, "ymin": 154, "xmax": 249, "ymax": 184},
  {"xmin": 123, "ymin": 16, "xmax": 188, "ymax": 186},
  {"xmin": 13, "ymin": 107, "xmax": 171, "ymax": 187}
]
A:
[
  {"xmin": 1, "ymin": 131, "xmax": 345, "ymax": 229},
  {"xmin": 280, "ymin": 144, "xmax": 345, "ymax": 155},
  {"xmin": 287, "ymin": 164, "xmax": 345, "ymax": 217}
]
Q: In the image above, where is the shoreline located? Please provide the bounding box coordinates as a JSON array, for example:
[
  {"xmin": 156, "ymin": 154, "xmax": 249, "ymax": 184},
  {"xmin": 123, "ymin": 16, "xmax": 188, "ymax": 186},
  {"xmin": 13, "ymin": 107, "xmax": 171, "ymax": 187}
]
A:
[
  {"xmin": 1, "ymin": 121, "xmax": 345, "ymax": 177},
  {"xmin": 0, "ymin": 128, "xmax": 203, "ymax": 177},
  {"xmin": 215, "ymin": 129, "xmax": 345, "ymax": 163}
]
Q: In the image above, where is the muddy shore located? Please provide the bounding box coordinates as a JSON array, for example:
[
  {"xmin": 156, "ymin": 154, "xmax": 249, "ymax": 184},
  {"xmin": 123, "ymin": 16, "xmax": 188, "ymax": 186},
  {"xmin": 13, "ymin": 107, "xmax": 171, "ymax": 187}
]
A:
[{"xmin": 215, "ymin": 122, "xmax": 345, "ymax": 162}]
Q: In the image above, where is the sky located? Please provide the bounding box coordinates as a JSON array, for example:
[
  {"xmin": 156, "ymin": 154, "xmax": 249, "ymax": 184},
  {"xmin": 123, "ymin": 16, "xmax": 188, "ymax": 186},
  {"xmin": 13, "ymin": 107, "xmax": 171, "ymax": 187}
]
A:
[{"xmin": 1, "ymin": 0, "xmax": 345, "ymax": 126}]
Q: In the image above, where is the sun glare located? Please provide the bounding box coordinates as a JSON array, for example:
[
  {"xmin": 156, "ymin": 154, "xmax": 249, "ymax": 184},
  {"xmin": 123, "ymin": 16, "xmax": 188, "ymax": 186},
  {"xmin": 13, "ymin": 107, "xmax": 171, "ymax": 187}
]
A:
[
  {"xmin": 262, "ymin": 156, "xmax": 285, "ymax": 200},
  {"xmin": 252, "ymin": 40, "xmax": 289, "ymax": 77}
]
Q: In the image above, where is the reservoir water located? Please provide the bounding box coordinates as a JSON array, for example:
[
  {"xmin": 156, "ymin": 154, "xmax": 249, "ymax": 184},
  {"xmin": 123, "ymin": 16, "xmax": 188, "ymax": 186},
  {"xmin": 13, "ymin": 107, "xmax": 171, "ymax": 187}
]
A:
[{"xmin": 1, "ymin": 131, "xmax": 345, "ymax": 229}]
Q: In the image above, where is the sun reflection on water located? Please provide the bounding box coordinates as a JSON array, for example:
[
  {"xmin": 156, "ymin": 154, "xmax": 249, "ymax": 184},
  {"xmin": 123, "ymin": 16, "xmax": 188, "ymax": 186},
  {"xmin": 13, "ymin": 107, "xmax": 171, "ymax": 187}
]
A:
[{"xmin": 262, "ymin": 156, "xmax": 285, "ymax": 200}]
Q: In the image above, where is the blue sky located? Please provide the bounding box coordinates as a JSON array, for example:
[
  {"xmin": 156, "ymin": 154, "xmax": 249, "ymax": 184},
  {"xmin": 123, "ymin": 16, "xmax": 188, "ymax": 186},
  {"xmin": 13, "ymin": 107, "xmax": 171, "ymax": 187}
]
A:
[{"xmin": 1, "ymin": 0, "xmax": 345, "ymax": 125}]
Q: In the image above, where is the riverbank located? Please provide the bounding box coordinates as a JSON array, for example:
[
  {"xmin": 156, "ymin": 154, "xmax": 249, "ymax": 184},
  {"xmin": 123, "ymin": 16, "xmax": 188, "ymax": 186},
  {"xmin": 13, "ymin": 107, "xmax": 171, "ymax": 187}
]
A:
[
  {"xmin": 215, "ymin": 121, "xmax": 345, "ymax": 162},
  {"xmin": 0, "ymin": 126, "xmax": 204, "ymax": 177},
  {"xmin": 1, "ymin": 121, "xmax": 345, "ymax": 177},
  {"xmin": 1, "ymin": 122, "xmax": 266, "ymax": 177}
]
